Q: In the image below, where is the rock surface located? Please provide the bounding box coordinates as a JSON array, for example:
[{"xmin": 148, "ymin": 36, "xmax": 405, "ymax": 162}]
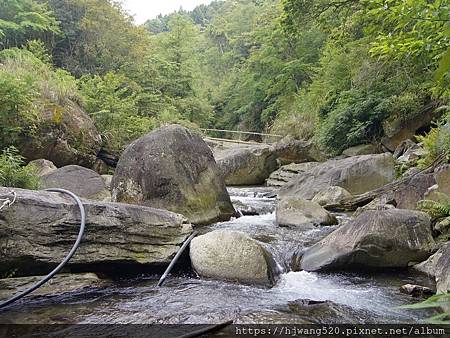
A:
[
  {"xmin": 0, "ymin": 188, "xmax": 193, "ymax": 277},
  {"xmin": 390, "ymin": 173, "xmax": 436, "ymax": 210},
  {"xmin": 190, "ymin": 230, "xmax": 277, "ymax": 286},
  {"xmin": 273, "ymin": 138, "xmax": 324, "ymax": 165},
  {"xmin": 399, "ymin": 284, "xmax": 434, "ymax": 297},
  {"xmin": 215, "ymin": 145, "xmax": 278, "ymax": 186},
  {"xmin": 17, "ymin": 101, "xmax": 101, "ymax": 167},
  {"xmin": 276, "ymin": 198, "xmax": 338, "ymax": 228},
  {"xmin": 112, "ymin": 125, "xmax": 235, "ymax": 225},
  {"xmin": 279, "ymin": 154, "xmax": 396, "ymax": 200},
  {"xmin": 435, "ymin": 165, "xmax": 450, "ymax": 196},
  {"xmin": 266, "ymin": 162, "xmax": 319, "ymax": 188},
  {"xmin": 28, "ymin": 159, "xmax": 57, "ymax": 177},
  {"xmin": 414, "ymin": 243, "xmax": 450, "ymax": 294},
  {"xmin": 381, "ymin": 102, "xmax": 441, "ymax": 151},
  {"xmin": 41, "ymin": 165, "xmax": 111, "ymax": 201},
  {"xmin": 300, "ymin": 209, "xmax": 435, "ymax": 271},
  {"xmin": 312, "ymin": 186, "xmax": 352, "ymax": 207},
  {"xmin": 0, "ymin": 273, "xmax": 106, "ymax": 300},
  {"xmin": 342, "ymin": 144, "xmax": 380, "ymax": 157}
]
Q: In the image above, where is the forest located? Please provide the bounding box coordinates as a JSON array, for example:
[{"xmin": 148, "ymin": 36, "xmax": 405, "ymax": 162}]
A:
[{"xmin": 0, "ymin": 0, "xmax": 449, "ymax": 158}]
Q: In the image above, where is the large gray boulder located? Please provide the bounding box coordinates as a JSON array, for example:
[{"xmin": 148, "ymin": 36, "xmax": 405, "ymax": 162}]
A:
[
  {"xmin": 342, "ymin": 144, "xmax": 380, "ymax": 157},
  {"xmin": 276, "ymin": 198, "xmax": 337, "ymax": 229},
  {"xmin": 0, "ymin": 188, "xmax": 193, "ymax": 277},
  {"xmin": 17, "ymin": 101, "xmax": 101, "ymax": 167},
  {"xmin": 190, "ymin": 230, "xmax": 277, "ymax": 286},
  {"xmin": 312, "ymin": 186, "xmax": 352, "ymax": 207},
  {"xmin": 279, "ymin": 154, "xmax": 396, "ymax": 200},
  {"xmin": 414, "ymin": 243, "xmax": 450, "ymax": 294},
  {"xmin": 273, "ymin": 138, "xmax": 324, "ymax": 165},
  {"xmin": 41, "ymin": 165, "xmax": 111, "ymax": 201},
  {"xmin": 28, "ymin": 159, "xmax": 57, "ymax": 177},
  {"xmin": 266, "ymin": 162, "xmax": 319, "ymax": 188},
  {"xmin": 215, "ymin": 145, "xmax": 278, "ymax": 186},
  {"xmin": 112, "ymin": 125, "xmax": 235, "ymax": 225},
  {"xmin": 300, "ymin": 209, "xmax": 435, "ymax": 272},
  {"xmin": 390, "ymin": 173, "xmax": 436, "ymax": 210}
]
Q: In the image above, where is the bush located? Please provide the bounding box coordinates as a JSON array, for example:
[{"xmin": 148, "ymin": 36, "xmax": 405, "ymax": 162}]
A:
[
  {"xmin": 0, "ymin": 147, "xmax": 40, "ymax": 190},
  {"xmin": 0, "ymin": 48, "xmax": 81, "ymax": 150},
  {"xmin": 317, "ymin": 90, "xmax": 388, "ymax": 155},
  {"xmin": 417, "ymin": 111, "xmax": 450, "ymax": 168},
  {"xmin": 79, "ymin": 72, "xmax": 156, "ymax": 151}
]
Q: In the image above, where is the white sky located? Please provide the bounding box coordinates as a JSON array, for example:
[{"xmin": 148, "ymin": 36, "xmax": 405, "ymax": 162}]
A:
[{"xmin": 121, "ymin": 0, "xmax": 215, "ymax": 24}]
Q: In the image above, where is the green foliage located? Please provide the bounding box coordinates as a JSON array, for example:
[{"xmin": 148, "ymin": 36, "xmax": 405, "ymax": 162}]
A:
[
  {"xmin": 0, "ymin": 147, "xmax": 39, "ymax": 190},
  {"xmin": 400, "ymin": 293, "xmax": 450, "ymax": 325},
  {"xmin": 418, "ymin": 200, "xmax": 450, "ymax": 220},
  {"xmin": 0, "ymin": 0, "xmax": 60, "ymax": 50},
  {"xmin": 79, "ymin": 72, "xmax": 155, "ymax": 151},
  {"xmin": 0, "ymin": 47, "xmax": 81, "ymax": 150},
  {"xmin": 417, "ymin": 112, "xmax": 450, "ymax": 167}
]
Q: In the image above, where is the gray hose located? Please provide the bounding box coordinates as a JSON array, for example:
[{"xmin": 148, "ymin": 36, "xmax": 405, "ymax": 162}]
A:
[{"xmin": 0, "ymin": 188, "xmax": 86, "ymax": 309}]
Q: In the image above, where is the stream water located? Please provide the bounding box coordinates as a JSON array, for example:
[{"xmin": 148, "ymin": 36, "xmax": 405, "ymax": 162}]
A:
[{"xmin": 0, "ymin": 187, "xmax": 435, "ymax": 325}]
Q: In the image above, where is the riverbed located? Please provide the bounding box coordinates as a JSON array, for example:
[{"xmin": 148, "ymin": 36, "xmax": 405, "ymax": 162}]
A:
[{"xmin": 0, "ymin": 187, "xmax": 435, "ymax": 324}]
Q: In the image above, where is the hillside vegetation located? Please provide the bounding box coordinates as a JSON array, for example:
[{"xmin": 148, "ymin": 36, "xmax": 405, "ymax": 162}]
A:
[{"xmin": 0, "ymin": 0, "xmax": 449, "ymax": 158}]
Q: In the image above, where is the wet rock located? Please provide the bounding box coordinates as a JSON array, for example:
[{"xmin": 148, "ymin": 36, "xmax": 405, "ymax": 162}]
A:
[
  {"xmin": 112, "ymin": 125, "xmax": 235, "ymax": 225},
  {"xmin": 342, "ymin": 144, "xmax": 380, "ymax": 157},
  {"xmin": 215, "ymin": 145, "xmax": 278, "ymax": 186},
  {"xmin": 273, "ymin": 138, "xmax": 324, "ymax": 165},
  {"xmin": 414, "ymin": 243, "xmax": 450, "ymax": 294},
  {"xmin": 0, "ymin": 273, "xmax": 106, "ymax": 300},
  {"xmin": 399, "ymin": 284, "xmax": 434, "ymax": 297},
  {"xmin": 279, "ymin": 154, "xmax": 396, "ymax": 200},
  {"xmin": 232, "ymin": 198, "xmax": 275, "ymax": 216},
  {"xmin": 17, "ymin": 101, "xmax": 101, "ymax": 167},
  {"xmin": 312, "ymin": 186, "xmax": 352, "ymax": 207},
  {"xmin": 276, "ymin": 198, "xmax": 338, "ymax": 229},
  {"xmin": 266, "ymin": 162, "xmax": 319, "ymax": 188},
  {"xmin": 0, "ymin": 187, "xmax": 193, "ymax": 277},
  {"xmin": 300, "ymin": 209, "xmax": 435, "ymax": 272},
  {"xmin": 41, "ymin": 165, "xmax": 110, "ymax": 201},
  {"xmin": 190, "ymin": 230, "xmax": 277, "ymax": 286},
  {"xmin": 28, "ymin": 159, "xmax": 57, "ymax": 177},
  {"xmin": 287, "ymin": 299, "xmax": 365, "ymax": 324}
]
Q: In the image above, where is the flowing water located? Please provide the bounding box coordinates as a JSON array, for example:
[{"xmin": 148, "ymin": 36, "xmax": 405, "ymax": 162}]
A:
[{"xmin": 0, "ymin": 187, "xmax": 436, "ymax": 325}]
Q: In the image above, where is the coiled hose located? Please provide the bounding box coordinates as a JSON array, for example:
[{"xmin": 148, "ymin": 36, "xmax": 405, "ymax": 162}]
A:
[{"xmin": 0, "ymin": 188, "xmax": 86, "ymax": 309}]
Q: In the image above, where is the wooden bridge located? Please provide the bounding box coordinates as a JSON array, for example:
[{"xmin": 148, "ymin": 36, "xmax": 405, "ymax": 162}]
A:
[{"xmin": 201, "ymin": 128, "xmax": 283, "ymax": 145}]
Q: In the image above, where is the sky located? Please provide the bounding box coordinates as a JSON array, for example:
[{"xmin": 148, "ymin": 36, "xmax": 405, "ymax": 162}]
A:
[{"xmin": 121, "ymin": 0, "xmax": 215, "ymax": 24}]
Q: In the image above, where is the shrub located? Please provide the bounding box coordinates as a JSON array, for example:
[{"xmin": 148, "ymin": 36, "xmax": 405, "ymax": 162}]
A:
[
  {"xmin": 317, "ymin": 90, "xmax": 388, "ymax": 155},
  {"xmin": 0, "ymin": 147, "xmax": 40, "ymax": 190},
  {"xmin": 0, "ymin": 48, "xmax": 81, "ymax": 150},
  {"xmin": 79, "ymin": 72, "xmax": 156, "ymax": 150},
  {"xmin": 417, "ymin": 111, "xmax": 450, "ymax": 168}
]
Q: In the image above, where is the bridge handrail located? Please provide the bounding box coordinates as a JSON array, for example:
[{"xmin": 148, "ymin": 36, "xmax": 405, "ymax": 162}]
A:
[{"xmin": 201, "ymin": 128, "xmax": 283, "ymax": 139}]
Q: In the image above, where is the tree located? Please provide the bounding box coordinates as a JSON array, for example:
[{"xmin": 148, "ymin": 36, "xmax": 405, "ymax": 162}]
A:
[{"xmin": 0, "ymin": 0, "xmax": 60, "ymax": 50}]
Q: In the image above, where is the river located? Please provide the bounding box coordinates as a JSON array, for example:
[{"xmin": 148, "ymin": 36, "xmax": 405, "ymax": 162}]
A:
[{"xmin": 0, "ymin": 187, "xmax": 435, "ymax": 325}]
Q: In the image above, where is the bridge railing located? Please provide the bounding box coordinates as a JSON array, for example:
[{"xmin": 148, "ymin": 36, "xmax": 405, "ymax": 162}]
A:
[{"xmin": 201, "ymin": 128, "xmax": 283, "ymax": 144}]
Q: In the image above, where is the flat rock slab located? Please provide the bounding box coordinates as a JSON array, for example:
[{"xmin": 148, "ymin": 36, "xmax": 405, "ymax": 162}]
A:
[
  {"xmin": 0, "ymin": 188, "xmax": 193, "ymax": 277},
  {"xmin": 0, "ymin": 273, "xmax": 106, "ymax": 300}
]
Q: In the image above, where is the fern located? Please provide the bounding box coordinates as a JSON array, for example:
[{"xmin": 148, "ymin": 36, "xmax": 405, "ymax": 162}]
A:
[
  {"xmin": 418, "ymin": 200, "xmax": 450, "ymax": 219},
  {"xmin": 400, "ymin": 293, "xmax": 450, "ymax": 324}
]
